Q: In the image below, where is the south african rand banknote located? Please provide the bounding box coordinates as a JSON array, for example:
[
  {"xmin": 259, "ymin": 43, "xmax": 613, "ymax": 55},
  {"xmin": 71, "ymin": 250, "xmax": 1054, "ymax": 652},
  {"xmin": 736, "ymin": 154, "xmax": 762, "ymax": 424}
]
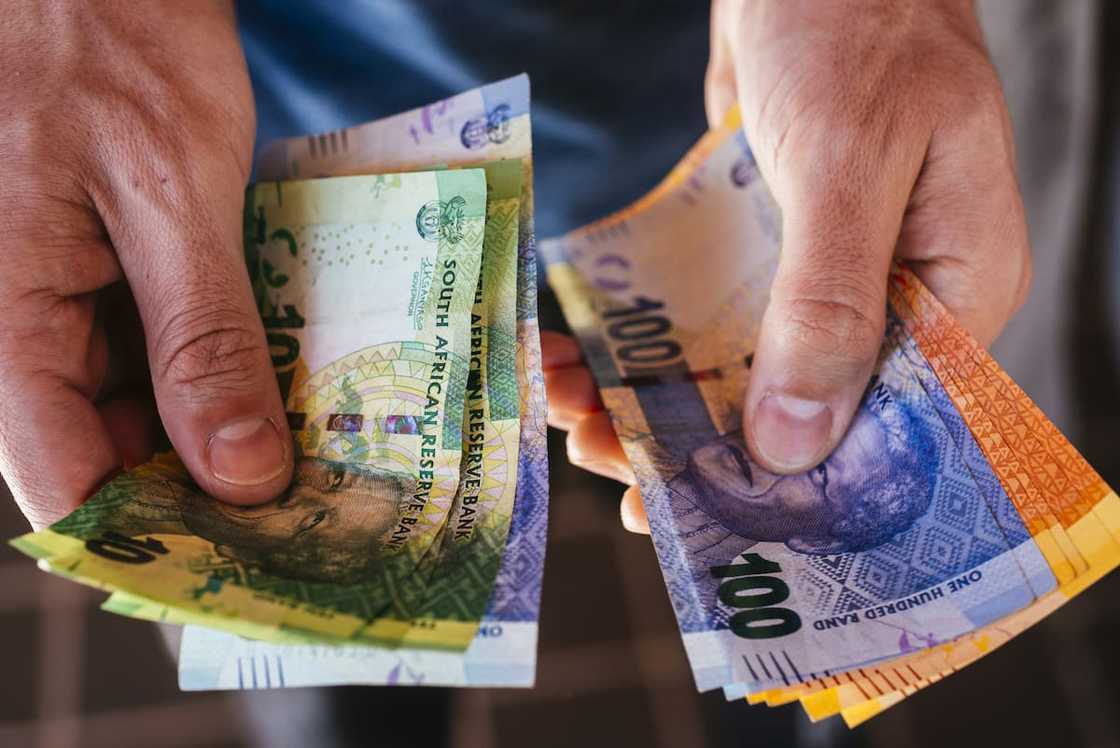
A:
[
  {"xmin": 541, "ymin": 107, "xmax": 1120, "ymax": 717},
  {"xmin": 116, "ymin": 158, "xmax": 525, "ymax": 684},
  {"xmin": 12, "ymin": 169, "xmax": 491, "ymax": 650},
  {"xmin": 178, "ymin": 75, "xmax": 550, "ymax": 689}
]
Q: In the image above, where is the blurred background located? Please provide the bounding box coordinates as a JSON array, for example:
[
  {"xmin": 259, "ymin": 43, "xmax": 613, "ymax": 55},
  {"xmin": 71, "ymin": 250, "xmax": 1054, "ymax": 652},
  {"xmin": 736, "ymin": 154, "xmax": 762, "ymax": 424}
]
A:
[{"xmin": 4, "ymin": 1, "xmax": 1120, "ymax": 746}]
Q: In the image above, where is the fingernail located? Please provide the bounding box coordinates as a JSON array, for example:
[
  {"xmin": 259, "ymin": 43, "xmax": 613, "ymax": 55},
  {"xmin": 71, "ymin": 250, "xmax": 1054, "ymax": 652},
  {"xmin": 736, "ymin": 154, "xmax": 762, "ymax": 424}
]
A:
[
  {"xmin": 620, "ymin": 486, "xmax": 650, "ymax": 534},
  {"xmin": 620, "ymin": 507, "xmax": 648, "ymax": 535},
  {"xmin": 751, "ymin": 393, "xmax": 832, "ymax": 471},
  {"xmin": 207, "ymin": 417, "xmax": 287, "ymax": 486}
]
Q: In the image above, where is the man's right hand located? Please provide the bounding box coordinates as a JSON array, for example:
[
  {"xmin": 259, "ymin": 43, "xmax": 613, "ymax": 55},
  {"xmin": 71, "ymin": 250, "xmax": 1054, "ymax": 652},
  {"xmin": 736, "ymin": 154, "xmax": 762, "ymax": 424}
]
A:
[
  {"xmin": 0, "ymin": 1, "xmax": 293, "ymax": 530},
  {"xmin": 549, "ymin": 0, "xmax": 1032, "ymax": 536}
]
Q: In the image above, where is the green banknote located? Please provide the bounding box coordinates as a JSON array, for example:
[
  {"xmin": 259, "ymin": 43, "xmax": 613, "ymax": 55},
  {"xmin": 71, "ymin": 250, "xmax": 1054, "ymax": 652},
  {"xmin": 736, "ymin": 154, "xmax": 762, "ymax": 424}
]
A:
[
  {"xmin": 412, "ymin": 160, "xmax": 522, "ymax": 623},
  {"xmin": 175, "ymin": 76, "xmax": 550, "ymax": 692},
  {"xmin": 103, "ymin": 161, "xmax": 525, "ymax": 646},
  {"xmin": 12, "ymin": 169, "xmax": 489, "ymax": 650}
]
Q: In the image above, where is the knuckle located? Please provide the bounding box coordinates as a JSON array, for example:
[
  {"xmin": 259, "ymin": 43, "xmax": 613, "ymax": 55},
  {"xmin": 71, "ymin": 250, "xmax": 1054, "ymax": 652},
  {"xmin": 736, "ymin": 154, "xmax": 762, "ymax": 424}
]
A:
[
  {"xmin": 983, "ymin": 194, "xmax": 1032, "ymax": 319},
  {"xmin": 565, "ymin": 427, "xmax": 592, "ymax": 466},
  {"xmin": 936, "ymin": 64, "xmax": 1013, "ymax": 154},
  {"xmin": 775, "ymin": 280, "xmax": 885, "ymax": 364},
  {"xmin": 11, "ymin": 492, "xmax": 64, "ymax": 530},
  {"xmin": 154, "ymin": 304, "xmax": 265, "ymax": 400},
  {"xmin": 98, "ymin": 100, "xmax": 199, "ymax": 206},
  {"xmin": 0, "ymin": 292, "xmax": 91, "ymax": 381},
  {"xmin": 6, "ymin": 472, "xmax": 69, "ymax": 528},
  {"xmin": 84, "ymin": 83, "xmax": 252, "ymax": 212},
  {"xmin": 771, "ymin": 100, "xmax": 917, "ymax": 206}
]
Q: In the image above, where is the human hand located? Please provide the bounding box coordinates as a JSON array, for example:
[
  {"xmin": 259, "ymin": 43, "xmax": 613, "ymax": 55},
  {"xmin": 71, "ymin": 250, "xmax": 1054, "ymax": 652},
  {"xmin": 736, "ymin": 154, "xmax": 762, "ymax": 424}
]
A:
[
  {"xmin": 0, "ymin": 2, "xmax": 293, "ymax": 530},
  {"xmin": 549, "ymin": 0, "xmax": 1031, "ymax": 533},
  {"xmin": 707, "ymin": 0, "xmax": 1030, "ymax": 472},
  {"xmin": 542, "ymin": 331, "xmax": 646, "ymax": 532}
]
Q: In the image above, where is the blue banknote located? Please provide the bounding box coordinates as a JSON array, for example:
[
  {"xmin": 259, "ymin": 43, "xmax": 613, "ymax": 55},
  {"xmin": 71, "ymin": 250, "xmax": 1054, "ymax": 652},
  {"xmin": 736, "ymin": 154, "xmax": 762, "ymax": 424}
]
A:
[{"xmin": 543, "ymin": 123, "xmax": 1056, "ymax": 693}]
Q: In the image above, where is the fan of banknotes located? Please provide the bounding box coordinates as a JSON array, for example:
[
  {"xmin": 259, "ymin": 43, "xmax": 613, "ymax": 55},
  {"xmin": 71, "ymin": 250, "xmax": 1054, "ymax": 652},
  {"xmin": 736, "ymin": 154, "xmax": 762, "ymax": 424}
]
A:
[
  {"xmin": 12, "ymin": 75, "xmax": 552, "ymax": 689},
  {"xmin": 10, "ymin": 76, "xmax": 1120, "ymax": 728},
  {"xmin": 541, "ymin": 111, "xmax": 1120, "ymax": 726}
]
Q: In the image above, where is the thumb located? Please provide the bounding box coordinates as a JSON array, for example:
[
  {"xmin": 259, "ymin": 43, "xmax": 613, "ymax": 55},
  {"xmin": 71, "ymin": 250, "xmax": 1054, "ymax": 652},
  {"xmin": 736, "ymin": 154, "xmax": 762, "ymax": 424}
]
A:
[
  {"xmin": 744, "ymin": 133, "xmax": 918, "ymax": 474},
  {"xmin": 98, "ymin": 142, "xmax": 294, "ymax": 505}
]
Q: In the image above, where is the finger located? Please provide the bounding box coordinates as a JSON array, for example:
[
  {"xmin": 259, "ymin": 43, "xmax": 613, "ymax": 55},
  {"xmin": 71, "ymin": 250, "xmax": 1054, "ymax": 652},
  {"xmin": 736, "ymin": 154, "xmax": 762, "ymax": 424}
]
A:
[
  {"xmin": 93, "ymin": 128, "xmax": 293, "ymax": 506},
  {"xmin": 95, "ymin": 286, "xmax": 159, "ymax": 470},
  {"xmin": 620, "ymin": 484, "xmax": 649, "ymax": 535},
  {"xmin": 742, "ymin": 114, "xmax": 924, "ymax": 474},
  {"xmin": 705, "ymin": 0, "xmax": 737, "ymax": 129},
  {"xmin": 0, "ymin": 290, "xmax": 121, "ymax": 529},
  {"xmin": 98, "ymin": 395, "xmax": 159, "ymax": 470},
  {"xmin": 545, "ymin": 365, "xmax": 602, "ymax": 431},
  {"xmin": 567, "ymin": 411, "xmax": 635, "ymax": 485},
  {"xmin": 911, "ymin": 252, "xmax": 1030, "ymax": 347},
  {"xmin": 898, "ymin": 105, "xmax": 1031, "ymax": 347},
  {"xmin": 541, "ymin": 330, "xmax": 584, "ymax": 370},
  {"xmin": 0, "ymin": 170, "xmax": 128, "ymax": 528}
]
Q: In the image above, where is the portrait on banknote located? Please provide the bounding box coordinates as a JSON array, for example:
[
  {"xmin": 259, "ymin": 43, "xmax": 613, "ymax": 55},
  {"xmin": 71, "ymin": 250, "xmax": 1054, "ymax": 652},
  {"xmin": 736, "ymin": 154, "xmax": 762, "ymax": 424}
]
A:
[
  {"xmin": 53, "ymin": 455, "xmax": 414, "ymax": 585},
  {"xmin": 669, "ymin": 381, "xmax": 939, "ymax": 556}
]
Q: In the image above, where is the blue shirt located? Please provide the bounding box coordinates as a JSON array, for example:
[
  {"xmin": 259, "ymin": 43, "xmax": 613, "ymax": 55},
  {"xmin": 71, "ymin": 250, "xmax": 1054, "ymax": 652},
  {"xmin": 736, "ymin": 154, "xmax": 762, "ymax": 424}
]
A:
[{"xmin": 237, "ymin": 0, "xmax": 709, "ymax": 236}]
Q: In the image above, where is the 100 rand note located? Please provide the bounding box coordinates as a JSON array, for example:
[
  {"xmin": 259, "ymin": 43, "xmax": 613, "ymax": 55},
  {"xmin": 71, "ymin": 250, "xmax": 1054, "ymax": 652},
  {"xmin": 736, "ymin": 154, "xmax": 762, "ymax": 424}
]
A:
[
  {"xmin": 14, "ymin": 169, "xmax": 488, "ymax": 649},
  {"xmin": 761, "ymin": 257, "xmax": 1120, "ymax": 720},
  {"xmin": 180, "ymin": 75, "xmax": 548, "ymax": 688},
  {"xmin": 541, "ymin": 113, "xmax": 1059, "ymax": 693},
  {"xmin": 799, "ymin": 268, "xmax": 1120, "ymax": 726},
  {"xmin": 651, "ymin": 104, "xmax": 1120, "ymax": 719},
  {"xmin": 759, "ymin": 269, "xmax": 1120, "ymax": 726}
]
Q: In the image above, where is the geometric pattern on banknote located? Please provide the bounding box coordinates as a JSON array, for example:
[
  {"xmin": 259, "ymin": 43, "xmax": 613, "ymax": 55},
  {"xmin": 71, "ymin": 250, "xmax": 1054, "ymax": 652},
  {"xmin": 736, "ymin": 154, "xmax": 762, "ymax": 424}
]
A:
[
  {"xmin": 892, "ymin": 272, "xmax": 1120, "ymax": 596},
  {"xmin": 481, "ymin": 193, "xmax": 520, "ymax": 290},
  {"xmin": 479, "ymin": 137, "xmax": 548, "ymax": 626},
  {"xmin": 492, "ymin": 156, "xmax": 547, "ymax": 621},
  {"xmin": 515, "ymin": 223, "xmax": 539, "ymax": 322},
  {"xmin": 486, "ymin": 324, "xmax": 519, "ymax": 419},
  {"xmin": 609, "ymin": 339, "xmax": 1028, "ymax": 633},
  {"xmin": 894, "ymin": 267, "xmax": 1110, "ymax": 528},
  {"xmin": 442, "ymin": 351, "xmax": 470, "ymax": 449},
  {"xmin": 779, "ymin": 347, "xmax": 1025, "ymax": 619},
  {"xmin": 923, "ymin": 369, "xmax": 1034, "ymax": 550},
  {"xmin": 889, "ymin": 322, "xmax": 1049, "ymax": 601},
  {"xmin": 418, "ymin": 518, "xmax": 508, "ymax": 619},
  {"xmin": 887, "ymin": 281, "xmax": 1058, "ymax": 541},
  {"xmin": 482, "ymin": 194, "xmax": 522, "ymax": 420},
  {"xmin": 440, "ymin": 219, "xmax": 487, "ymax": 449},
  {"xmin": 641, "ymin": 457, "xmax": 704, "ymax": 631},
  {"xmin": 418, "ymin": 413, "xmax": 517, "ymax": 620},
  {"xmin": 485, "ymin": 317, "xmax": 549, "ymax": 622}
]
